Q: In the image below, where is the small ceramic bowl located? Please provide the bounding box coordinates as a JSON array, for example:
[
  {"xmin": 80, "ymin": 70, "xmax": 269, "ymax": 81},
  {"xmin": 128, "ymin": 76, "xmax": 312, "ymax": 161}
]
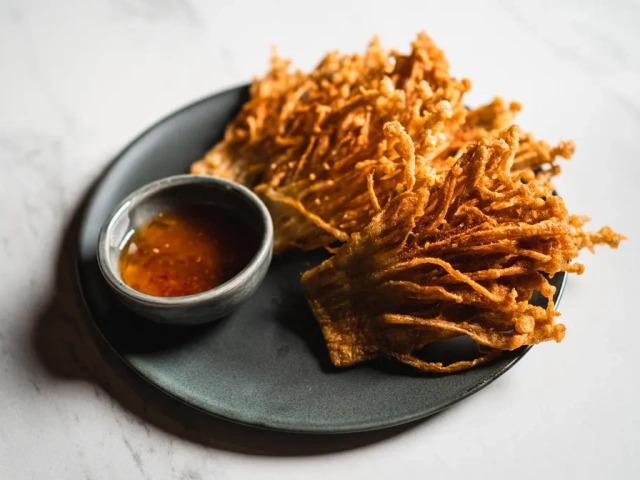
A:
[{"xmin": 97, "ymin": 174, "xmax": 273, "ymax": 325}]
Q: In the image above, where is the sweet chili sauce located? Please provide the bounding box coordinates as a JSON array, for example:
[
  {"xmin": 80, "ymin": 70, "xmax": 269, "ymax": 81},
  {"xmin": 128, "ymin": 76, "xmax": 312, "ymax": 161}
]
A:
[{"xmin": 118, "ymin": 205, "xmax": 257, "ymax": 297}]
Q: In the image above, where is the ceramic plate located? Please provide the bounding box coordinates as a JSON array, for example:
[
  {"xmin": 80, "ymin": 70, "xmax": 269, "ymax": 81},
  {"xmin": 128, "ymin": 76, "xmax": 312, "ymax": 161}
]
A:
[{"xmin": 76, "ymin": 85, "xmax": 567, "ymax": 434}]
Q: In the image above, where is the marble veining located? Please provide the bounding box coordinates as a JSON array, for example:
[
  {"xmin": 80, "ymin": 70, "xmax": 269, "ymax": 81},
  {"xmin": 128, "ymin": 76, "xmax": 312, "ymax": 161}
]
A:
[{"xmin": 1, "ymin": 1, "xmax": 639, "ymax": 479}]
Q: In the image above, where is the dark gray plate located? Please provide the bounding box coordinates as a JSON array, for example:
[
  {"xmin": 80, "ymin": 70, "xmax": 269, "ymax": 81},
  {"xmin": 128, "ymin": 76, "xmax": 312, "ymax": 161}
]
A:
[{"xmin": 77, "ymin": 85, "xmax": 567, "ymax": 434}]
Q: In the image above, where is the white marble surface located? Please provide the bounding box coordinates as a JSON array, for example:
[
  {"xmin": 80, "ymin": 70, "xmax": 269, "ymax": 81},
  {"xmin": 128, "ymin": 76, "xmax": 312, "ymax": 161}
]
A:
[{"xmin": 1, "ymin": 0, "xmax": 639, "ymax": 478}]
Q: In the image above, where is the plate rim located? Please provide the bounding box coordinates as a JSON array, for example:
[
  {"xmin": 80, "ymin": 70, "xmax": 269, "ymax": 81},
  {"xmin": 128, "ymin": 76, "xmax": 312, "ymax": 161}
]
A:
[{"xmin": 74, "ymin": 85, "xmax": 568, "ymax": 434}]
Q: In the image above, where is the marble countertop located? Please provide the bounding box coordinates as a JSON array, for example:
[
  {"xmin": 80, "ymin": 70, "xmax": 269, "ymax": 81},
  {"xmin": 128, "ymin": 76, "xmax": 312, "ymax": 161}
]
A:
[{"xmin": 1, "ymin": 0, "xmax": 639, "ymax": 478}]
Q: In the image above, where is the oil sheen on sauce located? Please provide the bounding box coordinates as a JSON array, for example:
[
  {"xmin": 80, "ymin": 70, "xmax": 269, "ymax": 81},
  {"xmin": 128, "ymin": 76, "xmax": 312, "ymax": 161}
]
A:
[{"xmin": 119, "ymin": 205, "xmax": 256, "ymax": 297}]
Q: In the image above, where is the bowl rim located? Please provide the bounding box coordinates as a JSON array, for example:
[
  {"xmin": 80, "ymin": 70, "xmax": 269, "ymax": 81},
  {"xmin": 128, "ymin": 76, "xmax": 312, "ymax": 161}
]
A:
[{"xmin": 96, "ymin": 174, "xmax": 274, "ymax": 307}]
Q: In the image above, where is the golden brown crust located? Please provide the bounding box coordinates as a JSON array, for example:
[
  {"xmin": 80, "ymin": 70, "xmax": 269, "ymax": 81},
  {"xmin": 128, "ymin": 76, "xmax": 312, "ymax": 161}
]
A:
[
  {"xmin": 192, "ymin": 33, "xmax": 470, "ymax": 254},
  {"xmin": 301, "ymin": 126, "xmax": 594, "ymax": 370}
]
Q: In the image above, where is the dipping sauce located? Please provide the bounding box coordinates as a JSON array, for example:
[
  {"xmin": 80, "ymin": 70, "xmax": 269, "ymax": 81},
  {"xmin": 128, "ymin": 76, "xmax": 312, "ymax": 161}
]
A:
[{"xmin": 118, "ymin": 205, "xmax": 257, "ymax": 297}]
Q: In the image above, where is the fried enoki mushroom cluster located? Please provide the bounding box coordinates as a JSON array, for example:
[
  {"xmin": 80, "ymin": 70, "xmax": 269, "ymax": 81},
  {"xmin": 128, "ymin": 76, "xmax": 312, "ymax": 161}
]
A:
[
  {"xmin": 303, "ymin": 125, "xmax": 590, "ymax": 372},
  {"xmin": 191, "ymin": 33, "xmax": 625, "ymax": 372},
  {"xmin": 192, "ymin": 33, "xmax": 470, "ymax": 253}
]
